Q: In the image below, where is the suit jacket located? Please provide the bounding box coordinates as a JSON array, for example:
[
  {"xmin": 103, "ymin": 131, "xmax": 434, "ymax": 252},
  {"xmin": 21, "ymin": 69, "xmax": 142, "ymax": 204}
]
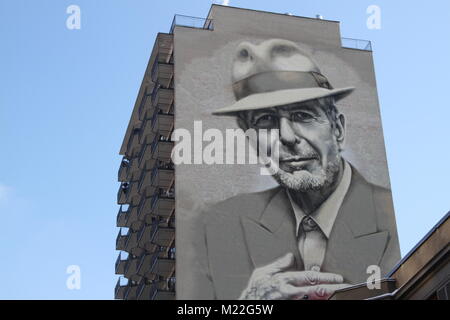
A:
[{"xmin": 188, "ymin": 168, "xmax": 400, "ymax": 299}]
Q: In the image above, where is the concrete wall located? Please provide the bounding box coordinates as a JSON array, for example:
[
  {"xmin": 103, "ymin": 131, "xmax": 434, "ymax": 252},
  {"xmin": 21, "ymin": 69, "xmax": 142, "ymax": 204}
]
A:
[{"xmin": 174, "ymin": 5, "xmax": 395, "ymax": 298}]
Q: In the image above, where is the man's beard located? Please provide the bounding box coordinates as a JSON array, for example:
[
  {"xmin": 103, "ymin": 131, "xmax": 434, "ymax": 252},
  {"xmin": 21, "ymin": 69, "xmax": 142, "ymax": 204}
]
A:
[{"xmin": 273, "ymin": 153, "xmax": 342, "ymax": 192}]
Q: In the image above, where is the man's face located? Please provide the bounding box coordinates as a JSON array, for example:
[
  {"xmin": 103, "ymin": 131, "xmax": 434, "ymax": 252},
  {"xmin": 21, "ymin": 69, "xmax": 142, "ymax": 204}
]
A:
[{"xmin": 245, "ymin": 100, "xmax": 345, "ymax": 192}]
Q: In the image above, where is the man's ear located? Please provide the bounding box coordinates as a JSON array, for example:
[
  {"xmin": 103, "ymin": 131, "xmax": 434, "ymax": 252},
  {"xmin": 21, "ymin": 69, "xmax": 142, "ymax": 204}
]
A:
[{"xmin": 335, "ymin": 113, "xmax": 346, "ymax": 149}]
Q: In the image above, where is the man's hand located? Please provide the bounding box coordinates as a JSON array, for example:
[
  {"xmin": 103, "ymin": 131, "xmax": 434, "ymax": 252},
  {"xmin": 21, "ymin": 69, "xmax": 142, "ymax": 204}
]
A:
[{"xmin": 239, "ymin": 253, "xmax": 348, "ymax": 300}]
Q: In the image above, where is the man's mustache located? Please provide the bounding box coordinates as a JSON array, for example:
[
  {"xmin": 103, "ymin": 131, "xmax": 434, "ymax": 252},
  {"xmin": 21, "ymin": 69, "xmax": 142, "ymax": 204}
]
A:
[
  {"xmin": 278, "ymin": 146, "xmax": 319, "ymax": 162},
  {"xmin": 256, "ymin": 138, "xmax": 319, "ymax": 162}
]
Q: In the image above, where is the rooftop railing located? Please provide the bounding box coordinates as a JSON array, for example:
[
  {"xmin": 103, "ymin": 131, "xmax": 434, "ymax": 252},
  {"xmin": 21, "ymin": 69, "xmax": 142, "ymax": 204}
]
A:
[
  {"xmin": 341, "ymin": 37, "xmax": 372, "ymax": 51},
  {"xmin": 169, "ymin": 14, "xmax": 214, "ymax": 34},
  {"xmin": 169, "ymin": 15, "xmax": 371, "ymax": 52}
]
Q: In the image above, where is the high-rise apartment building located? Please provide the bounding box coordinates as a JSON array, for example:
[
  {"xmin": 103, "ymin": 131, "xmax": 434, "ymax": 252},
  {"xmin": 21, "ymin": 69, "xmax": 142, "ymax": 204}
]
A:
[
  {"xmin": 114, "ymin": 5, "xmax": 416, "ymax": 300},
  {"xmin": 114, "ymin": 32, "xmax": 176, "ymax": 300}
]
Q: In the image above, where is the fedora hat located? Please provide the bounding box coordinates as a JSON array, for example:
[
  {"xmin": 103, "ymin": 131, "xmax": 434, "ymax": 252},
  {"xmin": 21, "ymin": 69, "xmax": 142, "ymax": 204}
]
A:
[{"xmin": 212, "ymin": 39, "xmax": 354, "ymax": 115}]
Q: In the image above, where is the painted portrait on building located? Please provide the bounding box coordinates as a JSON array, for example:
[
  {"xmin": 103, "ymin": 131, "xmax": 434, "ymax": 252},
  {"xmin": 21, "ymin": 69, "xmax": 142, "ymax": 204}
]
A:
[{"xmin": 174, "ymin": 7, "xmax": 400, "ymax": 300}]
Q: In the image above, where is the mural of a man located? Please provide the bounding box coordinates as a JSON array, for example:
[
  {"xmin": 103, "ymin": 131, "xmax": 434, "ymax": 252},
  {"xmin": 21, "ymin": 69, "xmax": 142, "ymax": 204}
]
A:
[{"xmin": 191, "ymin": 39, "xmax": 400, "ymax": 300}]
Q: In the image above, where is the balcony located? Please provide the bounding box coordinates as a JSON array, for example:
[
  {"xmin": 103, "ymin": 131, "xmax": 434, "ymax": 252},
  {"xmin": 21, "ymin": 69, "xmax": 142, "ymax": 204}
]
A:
[
  {"xmin": 146, "ymin": 224, "xmax": 159, "ymax": 253},
  {"xmin": 151, "ymin": 287, "xmax": 175, "ymax": 300},
  {"xmin": 124, "ymin": 229, "xmax": 138, "ymax": 253},
  {"xmin": 116, "ymin": 228, "xmax": 128, "ymax": 251},
  {"xmin": 136, "ymin": 281, "xmax": 153, "ymax": 300},
  {"xmin": 137, "ymin": 223, "xmax": 154, "ymax": 249},
  {"xmin": 138, "ymin": 86, "xmax": 154, "ymax": 121},
  {"xmin": 118, "ymin": 157, "xmax": 130, "ymax": 182},
  {"xmin": 123, "ymin": 281, "xmax": 139, "ymax": 300},
  {"xmin": 150, "ymin": 224, "xmax": 175, "ymax": 249},
  {"xmin": 116, "ymin": 205, "xmax": 129, "ymax": 227},
  {"xmin": 117, "ymin": 181, "xmax": 140, "ymax": 206},
  {"xmin": 151, "ymin": 188, "xmax": 175, "ymax": 218},
  {"xmin": 137, "ymin": 195, "xmax": 153, "ymax": 221},
  {"xmin": 137, "ymin": 142, "xmax": 156, "ymax": 171},
  {"xmin": 129, "ymin": 182, "xmax": 141, "ymax": 206},
  {"xmin": 151, "ymin": 109, "xmax": 174, "ymax": 138},
  {"xmin": 115, "ymin": 252, "xmax": 128, "ymax": 275},
  {"xmin": 141, "ymin": 217, "xmax": 171, "ymax": 253},
  {"xmin": 126, "ymin": 157, "xmax": 141, "ymax": 182},
  {"xmin": 151, "ymin": 86, "xmax": 174, "ymax": 113},
  {"xmin": 117, "ymin": 182, "xmax": 129, "ymax": 205},
  {"xmin": 138, "ymin": 115, "xmax": 157, "ymax": 145},
  {"xmin": 136, "ymin": 168, "xmax": 152, "ymax": 199},
  {"xmin": 151, "ymin": 61, "xmax": 174, "ymax": 89},
  {"xmin": 136, "ymin": 162, "xmax": 174, "ymax": 200},
  {"xmin": 136, "ymin": 253, "xmax": 154, "ymax": 279},
  {"xmin": 147, "ymin": 280, "xmax": 176, "ymax": 300},
  {"xmin": 138, "ymin": 135, "xmax": 174, "ymax": 171},
  {"xmin": 151, "ymin": 162, "xmax": 174, "ymax": 190},
  {"xmin": 124, "ymin": 256, "xmax": 141, "ymax": 280},
  {"xmin": 134, "ymin": 277, "xmax": 175, "ymax": 300},
  {"xmin": 151, "ymin": 135, "xmax": 174, "ymax": 163},
  {"xmin": 125, "ymin": 127, "xmax": 142, "ymax": 158},
  {"xmin": 149, "ymin": 253, "xmax": 176, "ymax": 278},
  {"xmin": 155, "ymin": 33, "xmax": 174, "ymax": 65},
  {"xmin": 114, "ymin": 277, "xmax": 128, "ymax": 300},
  {"xmin": 119, "ymin": 205, "xmax": 140, "ymax": 230}
]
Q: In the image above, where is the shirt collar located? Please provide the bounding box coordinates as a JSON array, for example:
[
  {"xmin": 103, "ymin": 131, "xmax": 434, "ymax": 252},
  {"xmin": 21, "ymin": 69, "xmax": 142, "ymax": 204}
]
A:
[{"xmin": 286, "ymin": 160, "xmax": 352, "ymax": 238}]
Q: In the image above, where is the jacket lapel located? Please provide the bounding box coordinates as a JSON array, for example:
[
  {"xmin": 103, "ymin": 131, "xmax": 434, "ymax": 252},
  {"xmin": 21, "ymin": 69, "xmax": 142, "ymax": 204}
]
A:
[
  {"xmin": 240, "ymin": 188, "xmax": 304, "ymax": 271},
  {"xmin": 323, "ymin": 169, "xmax": 389, "ymax": 284},
  {"xmin": 239, "ymin": 168, "xmax": 389, "ymax": 284}
]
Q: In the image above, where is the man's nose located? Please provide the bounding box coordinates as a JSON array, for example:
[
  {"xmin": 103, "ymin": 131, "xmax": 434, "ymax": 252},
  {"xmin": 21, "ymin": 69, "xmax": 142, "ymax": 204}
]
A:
[{"xmin": 279, "ymin": 117, "xmax": 299, "ymax": 146}]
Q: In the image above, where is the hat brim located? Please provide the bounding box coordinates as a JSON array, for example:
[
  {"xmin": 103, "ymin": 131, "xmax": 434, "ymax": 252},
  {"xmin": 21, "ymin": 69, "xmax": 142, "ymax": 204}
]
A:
[{"xmin": 212, "ymin": 87, "xmax": 354, "ymax": 115}]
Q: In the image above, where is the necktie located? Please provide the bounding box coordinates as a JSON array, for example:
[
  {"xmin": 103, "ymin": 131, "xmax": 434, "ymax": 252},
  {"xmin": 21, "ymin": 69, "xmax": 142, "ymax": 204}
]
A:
[{"xmin": 300, "ymin": 216, "xmax": 327, "ymax": 272}]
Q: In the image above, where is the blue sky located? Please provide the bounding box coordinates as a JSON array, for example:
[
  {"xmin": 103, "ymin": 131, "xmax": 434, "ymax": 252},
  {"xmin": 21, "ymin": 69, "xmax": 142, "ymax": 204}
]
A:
[{"xmin": 0, "ymin": 0, "xmax": 449, "ymax": 299}]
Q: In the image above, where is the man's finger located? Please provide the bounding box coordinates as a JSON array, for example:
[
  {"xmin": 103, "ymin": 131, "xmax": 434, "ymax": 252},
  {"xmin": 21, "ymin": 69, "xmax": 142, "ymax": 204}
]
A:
[
  {"xmin": 264, "ymin": 253, "xmax": 294, "ymax": 275},
  {"xmin": 281, "ymin": 271, "xmax": 344, "ymax": 286},
  {"xmin": 304, "ymin": 283, "xmax": 350, "ymax": 300},
  {"xmin": 280, "ymin": 284, "xmax": 307, "ymax": 298},
  {"xmin": 281, "ymin": 283, "xmax": 350, "ymax": 300}
]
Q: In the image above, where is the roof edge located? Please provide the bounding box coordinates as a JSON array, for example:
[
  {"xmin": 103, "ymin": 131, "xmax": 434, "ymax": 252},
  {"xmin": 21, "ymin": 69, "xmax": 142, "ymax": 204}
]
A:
[{"xmin": 207, "ymin": 4, "xmax": 340, "ymax": 24}]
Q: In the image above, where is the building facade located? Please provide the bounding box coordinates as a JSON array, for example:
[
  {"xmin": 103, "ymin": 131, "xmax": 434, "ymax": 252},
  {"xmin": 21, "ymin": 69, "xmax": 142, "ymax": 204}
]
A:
[
  {"xmin": 173, "ymin": 5, "xmax": 399, "ymax": 300},
  {"xmin": 115, "ymin": 33, "xmax": 175, "ymax": 300},
  {"xmin": 114, "ymin": 5, "xmax": 412, "ymax": 300}
]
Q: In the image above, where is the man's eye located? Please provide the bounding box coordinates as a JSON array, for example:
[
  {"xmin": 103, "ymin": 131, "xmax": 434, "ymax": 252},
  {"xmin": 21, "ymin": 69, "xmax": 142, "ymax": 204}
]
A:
[
  {"xmin": 292, "ymin": 112, "xmax": 314, "ymax": 122},
  {"xmin": 254, "ymin": 115, "xmax": 277, "ymax": 127}
]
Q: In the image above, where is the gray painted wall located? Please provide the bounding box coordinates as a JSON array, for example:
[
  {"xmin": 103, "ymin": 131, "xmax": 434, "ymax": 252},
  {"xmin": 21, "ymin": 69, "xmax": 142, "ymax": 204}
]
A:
[{"xmin": 174, "ymin": 6, "xmax": 394, "ymax": 298}]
